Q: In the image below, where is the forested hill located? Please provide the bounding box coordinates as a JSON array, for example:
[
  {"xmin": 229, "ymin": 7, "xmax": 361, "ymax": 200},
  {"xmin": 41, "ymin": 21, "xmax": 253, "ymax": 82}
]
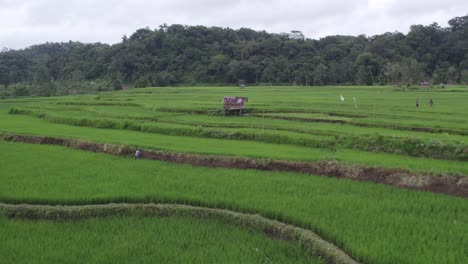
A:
[{"xmin": 0, "ymin": 14, "xmax": 467, "ymax": 96}]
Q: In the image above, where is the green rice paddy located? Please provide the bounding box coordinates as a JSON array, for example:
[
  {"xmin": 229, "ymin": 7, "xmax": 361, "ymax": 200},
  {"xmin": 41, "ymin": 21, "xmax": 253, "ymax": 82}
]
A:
[
  {"xmin": 1, "ymin": 216, "xmax": 321, "ymax": 264},
  {"xmin": 1, "ymin": 85, "xmax": 468, "ymax": 263}
]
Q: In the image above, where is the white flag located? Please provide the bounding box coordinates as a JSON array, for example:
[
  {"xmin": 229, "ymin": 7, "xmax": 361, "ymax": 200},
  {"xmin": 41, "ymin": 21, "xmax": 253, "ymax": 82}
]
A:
[{"xmin": 340, "ymin": 95, "xmax": 345, "ymax": 101}]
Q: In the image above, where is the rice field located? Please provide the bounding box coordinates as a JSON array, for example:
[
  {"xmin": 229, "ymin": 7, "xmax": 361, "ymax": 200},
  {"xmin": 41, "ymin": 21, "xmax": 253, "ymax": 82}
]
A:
[
  {"xmin": 1, "ymin": 216, "xmax": 322, "ymax": 264},
  {"xmin": 1, "ymin": 85, "xmax": 467, "ymax": 263}
]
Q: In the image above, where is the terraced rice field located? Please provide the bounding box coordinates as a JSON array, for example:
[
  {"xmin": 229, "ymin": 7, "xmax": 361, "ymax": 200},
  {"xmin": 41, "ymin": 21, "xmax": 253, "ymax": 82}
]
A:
[
  {"xmin": 1, "ymin": 215, "xmax": 323, "ymax": 264},
  {"xmin": 1, "ymin": 85, "xmax": 467, "ymax": 263}
]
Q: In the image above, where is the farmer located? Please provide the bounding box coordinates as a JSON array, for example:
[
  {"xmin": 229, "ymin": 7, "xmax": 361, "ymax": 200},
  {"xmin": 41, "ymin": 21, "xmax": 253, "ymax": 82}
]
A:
[
  {"xmin": 416, "ymin": 98, "xmax": 419, "ymax": 108},
  {"xmin": 429, "ymin": 98, "xmax": 433, "ymax": 107},
  {"xmin": 135, "ymin": 148, "xmax": 141, "ymax": 159}
]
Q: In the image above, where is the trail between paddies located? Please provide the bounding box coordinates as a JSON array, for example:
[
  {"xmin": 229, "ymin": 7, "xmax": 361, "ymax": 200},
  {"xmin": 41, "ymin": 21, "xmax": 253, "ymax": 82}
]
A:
[{"xmin": 2, "ymin": 134, "xmax": 467, "ymax": 197}]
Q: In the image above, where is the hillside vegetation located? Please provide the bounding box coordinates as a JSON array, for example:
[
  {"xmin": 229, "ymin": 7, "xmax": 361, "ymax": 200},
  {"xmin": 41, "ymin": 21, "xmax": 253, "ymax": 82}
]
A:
[{"xmin": 0, "ymin": 14, "xmax": 467, "ymax": 96}]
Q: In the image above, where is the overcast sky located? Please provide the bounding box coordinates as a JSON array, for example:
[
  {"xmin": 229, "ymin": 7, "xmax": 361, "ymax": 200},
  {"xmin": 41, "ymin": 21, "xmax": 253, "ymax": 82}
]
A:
[{"xmin": 1, "ymin": 0, "xmax": 467, "ymax": 50}]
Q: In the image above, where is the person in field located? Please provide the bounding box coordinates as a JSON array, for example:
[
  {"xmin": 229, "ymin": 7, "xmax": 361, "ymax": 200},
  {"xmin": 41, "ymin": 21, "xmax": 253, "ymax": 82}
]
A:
[
  {"xmin": 135, "ymin": 148, "xmax": 141, "ymax": 159},
  {"xmin": 429, "ymin": 98, "xmax": 433, "ymax": 107},
  {"xmin": 416, "ymin": 98, "xmax": 419, "ymax": 108}
]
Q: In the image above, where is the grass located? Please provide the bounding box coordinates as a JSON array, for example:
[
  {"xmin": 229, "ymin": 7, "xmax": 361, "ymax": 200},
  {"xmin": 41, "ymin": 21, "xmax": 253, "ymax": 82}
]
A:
[
  {"xmin": 0, "ymin": 215, "xmax": 322, "ymax": 264},
  {"xmin": 1, "ymin": 141, "xmax": 467, "ymax": 264},
  {"xmin": 2, "ymin": 113, "xmax": 468, "ymax": 175}
]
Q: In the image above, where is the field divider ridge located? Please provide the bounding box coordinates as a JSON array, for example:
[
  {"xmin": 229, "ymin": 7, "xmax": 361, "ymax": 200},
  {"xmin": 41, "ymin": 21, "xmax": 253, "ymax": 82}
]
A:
[
  {"xmin": 8, "ymin": 108, "xmax": 468, "ymax": 161},
  {"xmin": 0, "ymin": 202, "xmax": 359, "ymax": 264},
  {"xmin": 254, "ymin": 113, "xmax": 468, "ymax": 136},
  {"xmin": 2, "ymin": 133, "xmax": 467, "ymax": 197}
]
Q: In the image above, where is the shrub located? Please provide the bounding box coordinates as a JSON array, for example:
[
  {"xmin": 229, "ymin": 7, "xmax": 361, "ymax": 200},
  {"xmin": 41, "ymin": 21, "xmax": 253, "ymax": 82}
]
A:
[{"xmin": 134, "ymin": 77, "xmax": 151, "ymax": 88}]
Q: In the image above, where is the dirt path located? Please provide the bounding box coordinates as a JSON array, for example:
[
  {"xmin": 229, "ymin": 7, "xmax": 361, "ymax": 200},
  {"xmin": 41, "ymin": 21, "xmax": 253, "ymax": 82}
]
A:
[
  {"xmin": 0, "ymin": 202, "xmax": 359, "ymax": 264},
  {"xmin": 2, "ymin": 134, "xmax": 467, "ymax": 197}
]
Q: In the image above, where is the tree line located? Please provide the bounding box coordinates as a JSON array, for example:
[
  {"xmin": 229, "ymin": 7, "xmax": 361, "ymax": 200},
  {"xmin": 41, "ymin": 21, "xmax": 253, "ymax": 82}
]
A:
[{"xmin": 0, "ymin": 14, "xmax": 467, "ymax": 96}]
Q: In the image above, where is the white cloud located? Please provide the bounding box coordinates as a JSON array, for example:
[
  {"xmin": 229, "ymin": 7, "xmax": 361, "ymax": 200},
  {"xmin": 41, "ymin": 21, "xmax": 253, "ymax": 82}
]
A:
[{"xmin": 0, "ymin": 0, "xmax": 467, "ymax": 49}]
